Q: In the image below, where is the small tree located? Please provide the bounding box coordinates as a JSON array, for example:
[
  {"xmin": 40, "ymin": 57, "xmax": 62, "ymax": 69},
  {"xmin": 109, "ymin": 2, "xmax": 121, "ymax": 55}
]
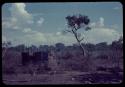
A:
[
  {"xmin": 2, "ymin": 41, "xmax": 12, "ymax": 58},
  {"xmin": 65, "ymin": 14, "xmax": 91, "ymax": 57}
]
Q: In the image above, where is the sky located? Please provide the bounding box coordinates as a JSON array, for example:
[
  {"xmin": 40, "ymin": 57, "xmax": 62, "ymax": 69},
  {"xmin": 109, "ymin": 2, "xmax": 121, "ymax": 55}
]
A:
[{"xmin": 2, "ymin": 2, "xmax": 123, "ymax": 46}]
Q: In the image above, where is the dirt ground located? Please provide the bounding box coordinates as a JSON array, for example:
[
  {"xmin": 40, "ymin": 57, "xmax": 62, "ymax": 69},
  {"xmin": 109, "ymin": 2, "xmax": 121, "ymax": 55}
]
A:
[{"xmin": 2, "ymin": 71, "xmax": 123, "ymax": 85}]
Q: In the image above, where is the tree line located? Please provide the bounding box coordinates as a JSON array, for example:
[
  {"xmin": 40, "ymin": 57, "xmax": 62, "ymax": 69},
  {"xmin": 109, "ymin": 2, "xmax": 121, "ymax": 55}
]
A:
[{"xmin": 2, "ymin": 36, "xmax": 123, "ymax": 53}]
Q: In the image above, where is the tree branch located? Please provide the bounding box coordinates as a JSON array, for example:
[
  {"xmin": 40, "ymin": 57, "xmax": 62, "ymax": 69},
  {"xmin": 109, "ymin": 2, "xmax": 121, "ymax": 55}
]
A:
[
  {"xmin": 65, "ymin": 30, "xmax": 73, "ymax": 34},
  {"xmin": 79, "ymin": 37, "xmax": 84, "ymax": 42}
]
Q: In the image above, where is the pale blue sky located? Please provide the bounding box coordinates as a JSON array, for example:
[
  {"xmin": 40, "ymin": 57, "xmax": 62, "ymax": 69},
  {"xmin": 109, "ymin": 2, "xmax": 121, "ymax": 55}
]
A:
[{"xmin": 2, "ymin": 2, "xmax": 123, "ymax": 46}]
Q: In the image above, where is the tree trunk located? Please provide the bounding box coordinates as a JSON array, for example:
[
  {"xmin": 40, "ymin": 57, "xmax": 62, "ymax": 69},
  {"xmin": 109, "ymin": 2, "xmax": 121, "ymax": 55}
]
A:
[
  {"xmin": 71, "ymin": 29, "xmax": 86, "ymax": 57},
  {"xmin": 78, "ymin": 41, "xmax": 86, "ymax": 57}
]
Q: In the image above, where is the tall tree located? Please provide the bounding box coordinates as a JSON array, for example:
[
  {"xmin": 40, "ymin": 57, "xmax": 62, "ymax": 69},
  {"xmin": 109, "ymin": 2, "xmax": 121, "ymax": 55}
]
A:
[{"xmin": 65, "ymin": 14, "xmax": 91, "ymax": 57}]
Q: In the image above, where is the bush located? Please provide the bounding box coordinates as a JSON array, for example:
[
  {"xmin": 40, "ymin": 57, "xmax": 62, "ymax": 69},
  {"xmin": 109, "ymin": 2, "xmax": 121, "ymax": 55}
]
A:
[{"xmin": 3, "ymin": 67, "xmax": 16, "ymax": 75}]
